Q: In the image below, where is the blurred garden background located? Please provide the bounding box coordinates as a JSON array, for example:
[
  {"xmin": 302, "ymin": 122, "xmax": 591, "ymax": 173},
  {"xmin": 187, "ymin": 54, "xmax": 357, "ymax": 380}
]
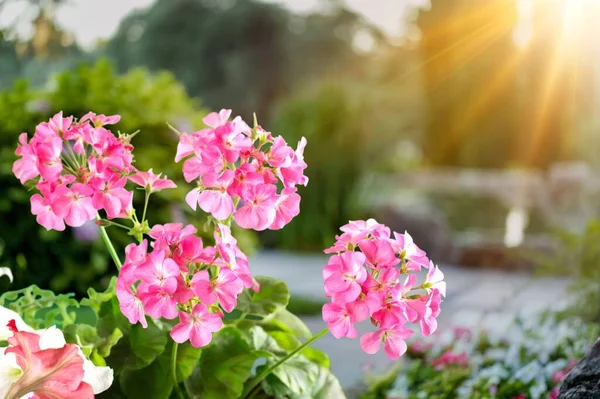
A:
[{"xmin": 1, "ymin": 0, "xmax": 600, "ymax": 397}]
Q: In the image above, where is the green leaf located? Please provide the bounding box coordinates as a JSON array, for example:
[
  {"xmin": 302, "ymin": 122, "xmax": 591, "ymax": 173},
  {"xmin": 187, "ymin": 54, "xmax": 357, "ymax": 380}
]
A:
[
  {"xmin": 270, "ymin": 309, "xmax": 313, "ymax": 339},
  {"xmin": 300, "ymin": 347, "xmax": 330, "ymax": 369},
  {"xmin": 185, "ymin": 327, "xmax": 259, "ymax": 399},
  {"xmin": 236, "ymin": 276, "xmax": 289, "ymax": 317},
  {"xmin": 172, "ymin": 341, "xmax": 202, "ymax": 382},
  {"xmin": 63, "ymin": 324, "xmax": 123, "ymax": 367},
  {"xmin": 119, "ymin": 340, "xmax": 201, "ymax": 399},
  {"xmin": 0, "ymin": 285, "xmax": 80, "ymax": 329},
  {"xmin": 82, "ymin": 276, "xmax": 117, "ymax": 314},
  {"xmin": 247, "ymin": 326, "xmax": 284, "ymax": 357},
  {"xmin": 96, "ymin": 293, "xmax": 130, "ymax": 337},
  {"xmin": 107, "ymin": 319, "xmax": 167, "ymax": 372},
  {"xmin": 119, "ymin": 352, "xmax": 173, "ymax": 399},
  {"xmin": 261, "ymin": 356, "xmax": 346, "ymax": 399}
]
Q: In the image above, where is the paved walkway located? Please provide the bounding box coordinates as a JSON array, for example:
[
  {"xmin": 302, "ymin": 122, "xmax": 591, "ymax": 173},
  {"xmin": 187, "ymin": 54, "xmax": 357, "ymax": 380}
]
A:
[{"xmin": 248, "ymin": 251, "xmax": 571, "ymax": 394}]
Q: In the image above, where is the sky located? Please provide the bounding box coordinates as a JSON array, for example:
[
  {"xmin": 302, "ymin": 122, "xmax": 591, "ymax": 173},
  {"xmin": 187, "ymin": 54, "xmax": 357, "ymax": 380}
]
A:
[{"xmin": 0, "ymin": 0, "xmax": 430, "ymax": 49}]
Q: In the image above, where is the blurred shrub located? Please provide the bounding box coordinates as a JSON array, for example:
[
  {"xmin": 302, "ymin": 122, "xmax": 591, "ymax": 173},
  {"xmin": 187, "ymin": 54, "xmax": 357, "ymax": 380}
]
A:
[
  {"xmin": 263, "ymin": 81, "xmax": 392, "ymax": 250},
  {"xmin": 536, "ymin": 219, "xmax": 600, "ymax": 323},
  {"xmin": 0, "ymin": 59, "xmax": 257, "ymax": 296},
  {"xmin": 362, "ymin": 314, "xmax": 597, "ymax": 399}
]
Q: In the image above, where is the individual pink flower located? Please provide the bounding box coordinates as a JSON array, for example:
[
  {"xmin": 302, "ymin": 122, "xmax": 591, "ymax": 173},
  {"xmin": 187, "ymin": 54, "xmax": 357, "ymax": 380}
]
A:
[
  {"xmin": 214, "ymin": 121, "xmax": 252, "ymax": 163},
  {"xmin": 13, "ymin": 133, "xmax": 39, "ymax": 183},
  {"xmin": 424, "ymin": 261, "xmax": 446, "ymax": 297},
  {"xmin": 181, "ymin": 145, "xmax": 223, "ymax": 183},
  {"xmin": 30, "ymin": 192, "xmax": 65, "ymax": 231},
  {"xmin": 269, "ymin": 187, "xmax": 301, "ymax": 230},
  {"xmin": 277, "ymin": 137, "xmax": 309, "ymax": 187},
  {"xmin": 392, "ymin": 231, "xmax": 430, "ymax": 272},
  {"xmin": 34, "ymin": 136, "xmax": 63, "ymax": 182},
  {"xmin": 170, "ymin": 303, "xmax": 223, "ymax": 348},
  {"xmin": 48, "ymin": 111, "xmax": 73, "ymax": 134},
  {"xmin": 172, "ymin": 235, "xmax": 205, "ymax": 270},
  {"xmin": 360, "ymin": 324, "xmax": 414, "ymax": 359},
  {"xmin": 227, "ymin": 163, "xmax": 264, "ymax": 198},
  {"xmin": 234, "ymin": 183, "xmax": 277, "ymax": 231},
  {"xmin": 203, "ymin": 109, "xmax": 231, "ymax": 128},
  {"xmin": 52, "ymin": 183, "xmax": 97, "ymax": 227},
  {"xmin": 358, "ymin": 238, "xmax": 400, "ymax": 269},
  {"xmin": 346, "ymin": 291, "xmax": 379, "ymax": 323},
  {"xmin": 213, "ymin": 224, "xmax": 253, "ymax": 288},
  {"xmin": 363, "ymin": 267, "xmax": 400, "ymax": 302},
  {"xmin": 116, "ymin": 279, "xmax": 148, "ymax": 328},
  {"xmin": 267, "ymin": 136, "xmax": 294, "ymax": 168},
  {"xmin": 323, "ymin": 252, "xmax": 368, "ymax": 304},
  {"xmin": 148, "ymin": 223, "xmax": 197, "ymax": 254},
  {"xmin": 322, "ymin": 302, "xmax": 358, "ymax": 339},
  {"xmin": 119, "ymin": 240, "xmax": 149, "ymax": 286},
  {"xmin": 138, "ymin": 284, "xmax": 179, "ymax": 320},
  {"xmin": 341, "ymin": 219, "xmax": 389, "ymax": 241},
  {"xmin": 134, "ymin": 250, "xmax": 180, "ymax": 291},
  {"xmin": 195, "ymin": 171, "xmax": 235, "ymax": 219},
  {"xmin": 80, "ymin": 111, "xmax": 121, "ymax": 127},
  {"xmin": 420, "ymin": 289, "xmax": 442, "ymax": 337},
  {"xmin": 3, "ymin": 320, "xmax": 94, "ymax": 398},
  {"xmin": 129, "ymin": 168, "xmax": 177, "ymax": 193},
  {"xmin": 192, "ymin": 268, "xmax": 244, "ymax": 312},
  {"xmin": 392, "ymin": 274, "xmax": 426, "ymax": 323},
  {"xmin": 372, "ymin": 300, "xmax": 406, "ymax": 329},
  {"xmin": 91, "ymin": 174, "xmax": 132, "ymax": 219},
  {"xmin": 91, "ymin": 130, "xmax": 127, "ymax": 169}
]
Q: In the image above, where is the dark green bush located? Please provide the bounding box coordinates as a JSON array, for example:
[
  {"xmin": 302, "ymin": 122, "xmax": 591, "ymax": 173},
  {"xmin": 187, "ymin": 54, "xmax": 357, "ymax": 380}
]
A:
[{"xmin": 0, "ymin": 59, "xmax": 257, "ymax": 296}]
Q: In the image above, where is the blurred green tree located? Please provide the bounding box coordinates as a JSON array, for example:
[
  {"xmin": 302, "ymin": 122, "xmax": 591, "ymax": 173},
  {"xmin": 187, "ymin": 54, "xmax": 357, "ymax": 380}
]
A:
[{"xmin": 106, "ymin": 0, "xmax": 380, "ymax": 120}]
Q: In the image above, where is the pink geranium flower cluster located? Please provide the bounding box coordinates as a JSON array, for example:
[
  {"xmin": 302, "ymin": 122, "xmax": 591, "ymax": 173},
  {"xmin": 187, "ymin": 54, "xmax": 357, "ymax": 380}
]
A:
[
  {"xmin": 116, "ymin": 222, "xmax": 253, "ymax": 348},
  {"xmin": 12, "ymin": 112, "xmax": 175, "ymax": 231},
  {"xmin": 322, "ymin": 219, "xmax": 446, "ymax": 359},
  {"xmin": 176, "ymin": 109, "xmax": 307, "ymax": 231}
]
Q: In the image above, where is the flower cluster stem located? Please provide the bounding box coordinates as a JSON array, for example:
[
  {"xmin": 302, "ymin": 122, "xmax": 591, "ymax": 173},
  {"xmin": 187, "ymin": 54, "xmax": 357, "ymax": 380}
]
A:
[
  {"xmin": 97, "ymin": 216, "xmax": 122, "ymax": 269},
  {"xmin": 242, "ymin": 328, "xmax": 329, "ymax": 399},
  {"xmin": 172, "ymin": 342, "xmax": 185, "ymax": 399}
]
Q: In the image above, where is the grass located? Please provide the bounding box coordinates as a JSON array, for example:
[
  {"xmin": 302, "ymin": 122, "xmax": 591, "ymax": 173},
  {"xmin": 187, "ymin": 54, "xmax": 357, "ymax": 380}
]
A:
[{"xmin": 286, "ymin": 295, "xmax": 325, "ymax": 316}]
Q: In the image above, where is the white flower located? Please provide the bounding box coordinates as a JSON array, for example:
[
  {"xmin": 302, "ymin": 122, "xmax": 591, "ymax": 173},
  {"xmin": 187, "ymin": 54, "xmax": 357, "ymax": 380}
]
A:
[
  {"xmin": 529, "ymin": 376, "xmax": 548, "ymax": 399},
  {"xmin": 514, "ymin": 360, "xmax": 543, "ymax": 384}
]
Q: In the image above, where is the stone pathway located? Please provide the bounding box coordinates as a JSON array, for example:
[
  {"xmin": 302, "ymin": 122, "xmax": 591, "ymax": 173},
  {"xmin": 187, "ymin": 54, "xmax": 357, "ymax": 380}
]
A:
[{"xmin": 248, "ymin": 250, "xmax": 571, "ymax": 394}]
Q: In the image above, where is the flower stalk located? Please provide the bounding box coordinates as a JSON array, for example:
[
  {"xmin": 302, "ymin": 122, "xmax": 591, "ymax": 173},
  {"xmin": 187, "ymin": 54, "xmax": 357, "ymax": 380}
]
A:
[{"xmin": 242, "ymin": 327, "xmax": 330, "ymax": 399}]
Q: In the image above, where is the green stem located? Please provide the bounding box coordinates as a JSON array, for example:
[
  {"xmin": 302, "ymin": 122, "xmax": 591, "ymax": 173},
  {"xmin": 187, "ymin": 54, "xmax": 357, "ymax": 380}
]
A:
[
  {"xmin": 242, "ymin": 328, "xmax": 329, "ymax": 398},
  {"xmin": 172, "ymin": 342, "xmax": 185, "ymax": 399},
  {"xmin": 141, "ymin": 191, "xmax": 150, "ymax": 224},
  {"xmin": 96, "ymin": 216, "xmax": 122, "ymax": 269},
  {"xmin": 99, "ymin": 219, "xmax": 131, "ymax": 230}
]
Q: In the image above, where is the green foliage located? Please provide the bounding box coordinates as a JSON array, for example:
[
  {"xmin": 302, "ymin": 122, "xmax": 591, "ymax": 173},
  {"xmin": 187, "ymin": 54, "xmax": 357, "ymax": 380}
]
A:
[
  {"xmin": 0, "ymin": 284, "xmax": 81, "ymax": 329},
  {"xmin": 536, "ymin": 219, "xmax": 600, "ymax": 322},
  {"xmin": 186, "ymin": 327, "xmax": 259, "ymax": 399},
  {"xmin": 1, "ymin": 275, "xmax": 344, "ymax": 398},
  {"xmin": 0, "ymin": 59, "xmax": 257, "ymax": 296},
  {"xmin": 237, "ymin": 276, "xmax": 290, "ymax": 316}
]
